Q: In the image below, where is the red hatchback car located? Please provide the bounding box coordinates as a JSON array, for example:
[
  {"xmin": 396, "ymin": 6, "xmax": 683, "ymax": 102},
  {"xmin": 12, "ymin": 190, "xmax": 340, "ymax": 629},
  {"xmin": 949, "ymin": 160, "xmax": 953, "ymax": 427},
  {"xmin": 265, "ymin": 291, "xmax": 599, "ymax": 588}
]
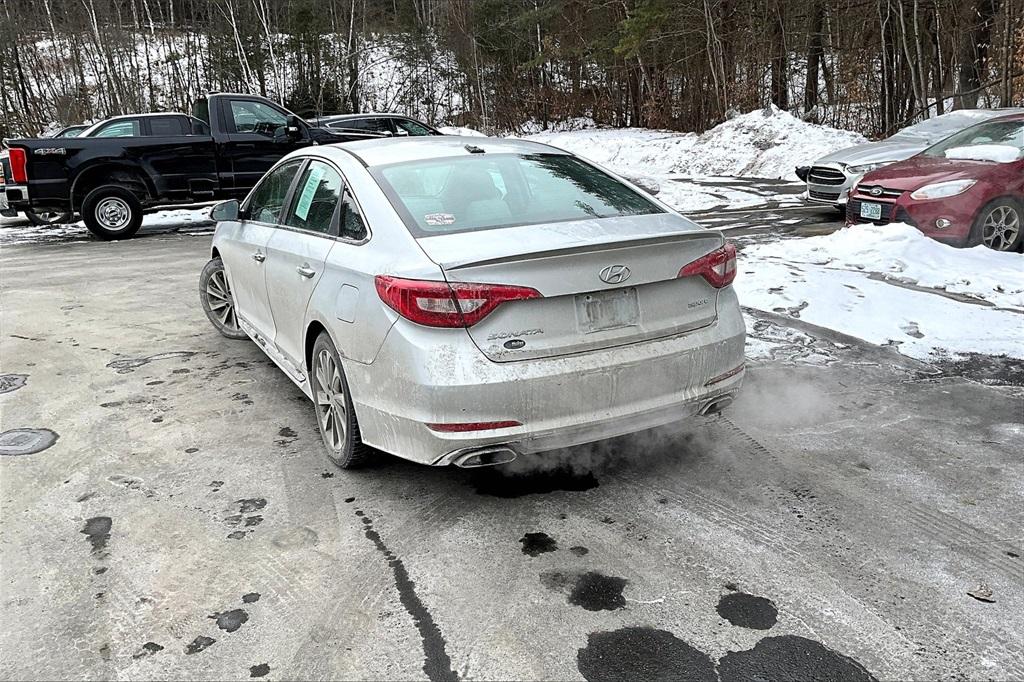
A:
[{"xmin": 847, "ymin": 113, "xmax": 1023, "ymax": 251}]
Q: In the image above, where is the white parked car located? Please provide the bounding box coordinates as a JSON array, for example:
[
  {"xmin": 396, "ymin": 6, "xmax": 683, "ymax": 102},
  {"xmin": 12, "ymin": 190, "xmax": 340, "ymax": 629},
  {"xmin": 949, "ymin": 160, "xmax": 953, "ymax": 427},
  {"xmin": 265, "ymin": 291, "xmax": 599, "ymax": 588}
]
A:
[{"xmin": 200, "ymin": 137, "xmax": 745, "ymax": 468}]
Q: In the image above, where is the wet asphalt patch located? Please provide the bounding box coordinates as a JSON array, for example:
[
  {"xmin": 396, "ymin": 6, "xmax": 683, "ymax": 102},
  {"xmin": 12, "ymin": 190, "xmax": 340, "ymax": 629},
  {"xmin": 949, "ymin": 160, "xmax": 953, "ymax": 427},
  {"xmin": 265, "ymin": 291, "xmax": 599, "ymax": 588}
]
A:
[
  {"xmin": 0, "ymin": 428, "xmax": 59, "ymax": 456},
  {"xmin": 0, "ymin": 373, "xmax": 28, "ymax": 394},
  {"xmin": 541, "ymin": 571, "xmax": 628, "ymax": 611},
  {"xmin": 132, "ymin": 642, "xmax": 164, "ymax": 659},
  {"xmin": 716, "ymin": 591, "xmax": 779, "ymax": 630},
  {"xmin": 249, "ymin": 663, "xmax": 270, "ymax": 677},
  {"xmin": 80, "ymin": 516, "xmax": 112, "ymax": 554},
  {"xmin": 184, "ymin": 635, "xmax": 216, "ymax": 655},
  {"xmin": 209, "ymin": 608, "xmax": 249, "ymax": 633},
  {"xmin": 472, "ymin": 467, "xmax": 599, "ymax": 497},
  {"xmin": 242, "ymin": 592, "xmax": 261, "ymax": 604},
  {"xmin": 105, "ymin": 351, "xmax": 197, "ymax": 374},
  {"xmin": 520, "ymin": 532, "xmax": 558, "ymax": 556},
  {"xmin": 577, "ymin": 627, "xmax": 716, "ymax": 682},
  {"xmin": 354, "ymin": 507, "xmax": 457, "ymax": 682},
  {"xmin": 718, "ymin": 635, "xmax": 877, "ymax": 681}
]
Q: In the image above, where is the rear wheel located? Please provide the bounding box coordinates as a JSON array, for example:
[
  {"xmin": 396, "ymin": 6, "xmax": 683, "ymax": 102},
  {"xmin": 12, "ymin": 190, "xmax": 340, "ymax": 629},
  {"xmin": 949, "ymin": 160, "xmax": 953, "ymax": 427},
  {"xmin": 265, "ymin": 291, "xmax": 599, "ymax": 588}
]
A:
[
  {"xmin": 311, "ymin": 332, "xmax": 371, "ymax": 469},
  {"xmin": 81, "ymin": 185, "xmax": 143, "ymax": 240},
  {"xmin": 25, "ymin": 210, "xmax": 73, "ymax": 226},
  {"xmin": 199, "ymin": 258, "xmax": 248, "ymax": 340},
  {"xmin": 971, "ymin": 199, "xmax": 1022, "ymax": 252}
]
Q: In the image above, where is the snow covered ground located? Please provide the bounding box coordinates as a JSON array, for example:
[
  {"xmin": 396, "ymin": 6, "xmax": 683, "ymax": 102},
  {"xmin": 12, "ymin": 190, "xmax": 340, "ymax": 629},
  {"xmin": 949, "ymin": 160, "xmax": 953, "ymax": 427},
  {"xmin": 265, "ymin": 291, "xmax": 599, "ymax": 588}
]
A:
[
  {"xmin": 737, "ymin": 224, "xmax": 1024, "ymax": 362},
  {"xmin": 521, "ymin": 106, "xmax": 864, "ymax": 213}
]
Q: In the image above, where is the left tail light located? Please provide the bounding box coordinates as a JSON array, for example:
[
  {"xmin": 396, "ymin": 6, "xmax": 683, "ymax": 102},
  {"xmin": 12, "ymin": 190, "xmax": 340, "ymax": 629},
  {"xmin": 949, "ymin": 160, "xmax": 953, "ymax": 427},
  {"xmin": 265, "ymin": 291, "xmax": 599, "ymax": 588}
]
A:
[
  {"xmin": 8, "ymin": 148, "xmax": 28, "ymax": 184},
  {"xmin": 678, "ymin": 243, "xmax": 737, "ymax": 288},
  {"xmin": 375, "ymin": 275, "xmax": 541, "ymax": 328}
]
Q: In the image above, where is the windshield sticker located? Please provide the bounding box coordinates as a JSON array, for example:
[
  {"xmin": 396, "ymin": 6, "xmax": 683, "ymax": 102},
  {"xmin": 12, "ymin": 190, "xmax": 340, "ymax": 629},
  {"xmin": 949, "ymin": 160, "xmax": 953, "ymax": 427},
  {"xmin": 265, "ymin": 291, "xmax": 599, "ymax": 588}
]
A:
[
  {"xmin": 295, "ymin": 165, "xmax": 326, "ymax": 221},
  {"xmin": 424, "ymin": 212, "xmax": 455, "ymax": 226}
]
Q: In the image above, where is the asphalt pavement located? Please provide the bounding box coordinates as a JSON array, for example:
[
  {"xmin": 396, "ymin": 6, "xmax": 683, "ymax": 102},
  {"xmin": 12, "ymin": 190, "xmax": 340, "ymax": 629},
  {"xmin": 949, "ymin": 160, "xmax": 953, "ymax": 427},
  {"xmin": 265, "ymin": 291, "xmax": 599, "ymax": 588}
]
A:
[{"xmin": 1, "ymin": 200, "xmax": 1022, "ymax": 681}]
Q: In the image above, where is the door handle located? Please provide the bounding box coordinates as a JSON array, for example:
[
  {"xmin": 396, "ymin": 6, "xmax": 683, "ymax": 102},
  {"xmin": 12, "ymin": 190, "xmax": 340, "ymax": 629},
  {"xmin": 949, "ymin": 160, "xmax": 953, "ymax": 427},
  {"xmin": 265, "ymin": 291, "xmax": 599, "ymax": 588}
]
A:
[
  {"xmin": 297, "ymin": 265, "xmax": 316, "ymax": 278},
  {"xmin": 252, "ymin": 252, "xmax": 266, "ymax": 262}
]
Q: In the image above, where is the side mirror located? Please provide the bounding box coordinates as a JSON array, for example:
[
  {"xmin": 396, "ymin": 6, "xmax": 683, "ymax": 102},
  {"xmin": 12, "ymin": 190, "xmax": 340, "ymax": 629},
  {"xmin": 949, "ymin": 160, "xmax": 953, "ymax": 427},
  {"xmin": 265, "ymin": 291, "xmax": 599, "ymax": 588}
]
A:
[
  {"xmin": 286, "ymin": 115, "xmax": 304, "ymax": 140},
  {"xmin": 211, "ymin": 199, "xmax": 240, "ymax": 222}
]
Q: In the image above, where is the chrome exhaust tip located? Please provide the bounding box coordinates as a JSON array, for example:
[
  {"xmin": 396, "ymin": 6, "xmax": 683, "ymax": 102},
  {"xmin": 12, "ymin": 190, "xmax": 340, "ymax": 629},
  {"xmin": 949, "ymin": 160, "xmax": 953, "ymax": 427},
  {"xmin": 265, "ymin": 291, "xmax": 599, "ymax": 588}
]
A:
[
  {"xmin": 699, "ymin": 395, "xmax": 734, "ymax": 416},
  {"xmin": 452, "ymin": 446, "xmax": 518, "ymax": 469}
]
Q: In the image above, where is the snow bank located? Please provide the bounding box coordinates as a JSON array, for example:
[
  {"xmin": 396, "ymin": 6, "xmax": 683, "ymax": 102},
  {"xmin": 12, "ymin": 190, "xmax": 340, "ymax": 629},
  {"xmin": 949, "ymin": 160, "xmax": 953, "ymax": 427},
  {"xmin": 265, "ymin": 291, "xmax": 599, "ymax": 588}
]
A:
[
  {"xmin": 737, "ymin": 223, "xmax": 1024, "ymax": 360},
  {"xmin": 944, "ymin": 145, "xmax": 1022, "ymax": 163},
  {"xmin": 523, "ymin": 106, "xmax": 865, "ymax": 180}
]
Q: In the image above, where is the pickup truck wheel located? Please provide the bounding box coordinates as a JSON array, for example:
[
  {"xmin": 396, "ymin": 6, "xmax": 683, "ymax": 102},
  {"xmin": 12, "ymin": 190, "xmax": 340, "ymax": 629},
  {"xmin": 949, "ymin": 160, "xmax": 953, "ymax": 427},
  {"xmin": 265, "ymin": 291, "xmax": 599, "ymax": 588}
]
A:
[
  {"xmin": 25, "ymin": 210, "xmax": 73, "ymax": 226},
  {"xmin": 199, "ymin": 258, "xmax": 249, "ymax": 340},
  {"xmin": 82, "ymin": 186, "xmax": 143, "ymax": 240}
]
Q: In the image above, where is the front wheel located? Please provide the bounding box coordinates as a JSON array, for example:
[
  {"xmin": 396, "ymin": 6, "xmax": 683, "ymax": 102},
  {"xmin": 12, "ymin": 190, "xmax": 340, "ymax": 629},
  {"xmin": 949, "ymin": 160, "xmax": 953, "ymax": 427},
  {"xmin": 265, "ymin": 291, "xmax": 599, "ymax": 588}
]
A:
[
  {"xmin": 311, "ymin": 332, "xmax": 372, "ymax": 469},
  {"xmin": 81, "ymin": 186, "xmax": 143, "ymax": 240},
  {"xmin": 199, "ymin": 258, "xmax": 248, "ymax": 339},
  {"xmin": 971, "ymin": 199, "xmax": 1022, "ymax": 252},
  {"xmin": 25, "ymin": 210, "xmax": 73, "ymax": 226}
]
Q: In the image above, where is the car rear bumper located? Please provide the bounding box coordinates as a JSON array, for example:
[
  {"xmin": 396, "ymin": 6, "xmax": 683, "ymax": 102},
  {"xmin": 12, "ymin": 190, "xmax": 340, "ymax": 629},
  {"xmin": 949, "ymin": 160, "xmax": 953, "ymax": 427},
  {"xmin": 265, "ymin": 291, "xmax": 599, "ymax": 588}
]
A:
[
  {"xmin": 344, "ymin": 289, "xmax": 747, "ymax": 465},
  {"xmin": 1, "ymin": 184, "xmax": 28, "ymax": 213}
]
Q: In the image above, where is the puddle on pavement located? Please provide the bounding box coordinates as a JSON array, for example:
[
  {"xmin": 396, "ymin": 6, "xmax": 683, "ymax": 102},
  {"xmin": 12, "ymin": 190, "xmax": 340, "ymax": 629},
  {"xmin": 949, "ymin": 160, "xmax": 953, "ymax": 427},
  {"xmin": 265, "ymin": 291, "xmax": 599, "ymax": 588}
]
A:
[
  {"xmin": 80, "ymin": 516, "xmax": 112, "ymax": 554},
  {"xmin": 716, "ymin": 591, "xmax": 778, "ymax": 630},
  {"xmin": 209, "ymin": 608, "xmax": 249, "ymax": 633},
  {"xmin": 577, "ymin": 627, "xmax": 716, "ymax": 682},
  {"xmin": 0, "ymin": 428, "xmax": 59, "ymax": 456},
  {"xmin": 520, "ymin": 532, "xmax": 558, "ymax": 556},
  {"xmin": 718, "ymin": 635, "xmax": 876, "ymax": 681},
  {"xmin": 541, "ymin": 571, "xmax": 627, "ymax": 611}
]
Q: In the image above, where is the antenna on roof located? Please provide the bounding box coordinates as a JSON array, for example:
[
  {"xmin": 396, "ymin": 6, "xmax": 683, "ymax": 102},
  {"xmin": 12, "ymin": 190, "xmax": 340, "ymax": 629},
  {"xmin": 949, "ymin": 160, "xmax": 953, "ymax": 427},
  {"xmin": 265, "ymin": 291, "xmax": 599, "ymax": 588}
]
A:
[{"xmin": 465, "ymin": 144, "xmax": 485, "ymax": 154}]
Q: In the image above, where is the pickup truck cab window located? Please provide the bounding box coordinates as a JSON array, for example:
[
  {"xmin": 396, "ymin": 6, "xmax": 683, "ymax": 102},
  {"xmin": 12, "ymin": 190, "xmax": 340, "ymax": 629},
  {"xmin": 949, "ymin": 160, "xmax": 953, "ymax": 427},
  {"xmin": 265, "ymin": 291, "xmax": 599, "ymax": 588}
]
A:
[
  {"xmin": 283, "ymin": 161, "xmax": 342, "ymax": 235},
  {"xmin": 93, "ymin": 120, "xmax": 140, "ymax": 137},
  {"xmin": 149, "ymin": 116, "xmax": 187, "ymax": 136},
  {"xmin": 245, "ymin": 160, "xmax": 302, "ymax": 224},
  {"xmin": 230, "ymin": 100, "xmax": 288, "ymax": 136}
]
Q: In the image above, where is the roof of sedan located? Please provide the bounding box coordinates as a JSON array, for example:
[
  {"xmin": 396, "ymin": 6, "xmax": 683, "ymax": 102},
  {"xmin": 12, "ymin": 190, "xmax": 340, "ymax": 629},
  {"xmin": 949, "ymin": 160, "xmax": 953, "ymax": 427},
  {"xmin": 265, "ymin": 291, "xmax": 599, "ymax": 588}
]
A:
[{"xmin": 329, "ymin": 135, "xmax": 566, "ymax": 167}]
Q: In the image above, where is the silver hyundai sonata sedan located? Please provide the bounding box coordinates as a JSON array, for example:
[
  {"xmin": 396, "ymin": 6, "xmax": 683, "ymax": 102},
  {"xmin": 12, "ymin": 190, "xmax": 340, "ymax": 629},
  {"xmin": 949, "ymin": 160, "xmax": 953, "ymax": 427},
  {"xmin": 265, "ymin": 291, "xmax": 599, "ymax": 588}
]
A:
[{"xmin": 199, "ymin": 137, "xmax": 745, "ymax": 468}]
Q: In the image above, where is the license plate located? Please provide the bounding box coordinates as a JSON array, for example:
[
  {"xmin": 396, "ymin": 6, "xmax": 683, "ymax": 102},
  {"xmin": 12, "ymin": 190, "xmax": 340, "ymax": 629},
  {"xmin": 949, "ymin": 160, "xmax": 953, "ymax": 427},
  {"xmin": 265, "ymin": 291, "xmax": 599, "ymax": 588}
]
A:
[
  {"xmin": 860, "ymin": 201, "xmax": 882, "ymax": 220},
  {"xmin": 576, "ymin": 287, "xmax": 639, "ymax": 333}
]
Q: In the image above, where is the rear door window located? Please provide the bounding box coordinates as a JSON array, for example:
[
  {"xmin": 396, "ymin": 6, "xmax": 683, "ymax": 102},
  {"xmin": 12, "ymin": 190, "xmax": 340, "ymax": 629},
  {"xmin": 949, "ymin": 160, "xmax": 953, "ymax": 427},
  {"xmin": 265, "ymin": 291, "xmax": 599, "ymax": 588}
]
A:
[
  {"xmin": 331, "ymin": 117, "xmax": 393, "ymax": 134},
  {"xmin": 245, "ymin": 160, "xmax": 302, "ymax": 224},
  {"xmin": 148, "ymin": 117, "xmax": 187, "ymax": 136},
  {"xmin": 394, "ymin": 118, "xmax": 435, "ymax": 136},
  {"xmin": 93, "ymin": 120, "xmax": 140, "ymax": 137},
  {"xmin": 283, "ymin": 160, "xmax": 342, "ymax": 235}
]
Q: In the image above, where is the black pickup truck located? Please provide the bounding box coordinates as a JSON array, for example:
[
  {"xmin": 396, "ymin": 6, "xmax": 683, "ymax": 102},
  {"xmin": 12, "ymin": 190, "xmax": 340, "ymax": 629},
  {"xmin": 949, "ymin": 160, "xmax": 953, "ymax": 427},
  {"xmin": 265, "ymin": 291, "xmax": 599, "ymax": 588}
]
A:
[{"xmin": 0, "ymin": 93, "xmax": 375, "ymax": 239}]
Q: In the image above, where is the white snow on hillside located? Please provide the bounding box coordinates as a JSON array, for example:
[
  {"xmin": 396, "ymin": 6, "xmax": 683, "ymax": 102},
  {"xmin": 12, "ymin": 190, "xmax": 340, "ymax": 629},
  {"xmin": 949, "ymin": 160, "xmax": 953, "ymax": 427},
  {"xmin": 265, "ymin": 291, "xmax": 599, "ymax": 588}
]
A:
[
  {"xmin": 523, "ymin": 106, "xmax": 866, "ymax": 181},
  {"xmin": 736, "ymin": 224, "xmax": 1024, "ymax": 361}
]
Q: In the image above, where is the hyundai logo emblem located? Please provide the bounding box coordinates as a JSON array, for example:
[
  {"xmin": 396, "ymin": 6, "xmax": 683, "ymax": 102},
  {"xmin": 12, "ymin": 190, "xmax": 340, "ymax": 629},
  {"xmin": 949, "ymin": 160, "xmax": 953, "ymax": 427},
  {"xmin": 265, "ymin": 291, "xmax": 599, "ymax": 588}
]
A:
[
  {"xmin": 599, "ymin": 265, "xmax": 631, "ymax": 284},
  {"xmin": 869, "ymin": 186, "xmax": 883, "ymax": 197}
]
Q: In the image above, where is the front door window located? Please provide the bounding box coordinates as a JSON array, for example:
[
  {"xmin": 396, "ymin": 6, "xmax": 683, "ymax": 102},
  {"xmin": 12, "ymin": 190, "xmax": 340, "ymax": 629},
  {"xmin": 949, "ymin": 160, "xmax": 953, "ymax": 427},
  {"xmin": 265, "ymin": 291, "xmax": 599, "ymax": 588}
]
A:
[{"xmin": 245, "ymin": 161, "xmax": 302, "ymax": 224}]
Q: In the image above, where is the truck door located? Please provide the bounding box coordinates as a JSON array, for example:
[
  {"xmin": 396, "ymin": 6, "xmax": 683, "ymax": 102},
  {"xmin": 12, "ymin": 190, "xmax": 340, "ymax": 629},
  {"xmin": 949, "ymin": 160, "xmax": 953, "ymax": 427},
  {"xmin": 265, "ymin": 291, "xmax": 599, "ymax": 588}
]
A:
[{"xmin": 221, "ymin": 98, "xmax": 308, "ymax": 196}]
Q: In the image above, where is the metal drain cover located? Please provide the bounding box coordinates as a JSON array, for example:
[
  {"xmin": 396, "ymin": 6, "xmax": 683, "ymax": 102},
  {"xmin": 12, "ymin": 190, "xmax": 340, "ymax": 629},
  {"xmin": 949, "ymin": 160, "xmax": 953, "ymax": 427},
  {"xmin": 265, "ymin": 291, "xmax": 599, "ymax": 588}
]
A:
[{"xmin": 0, "ymin": 428, "xmax": 59, "ymax": 456}]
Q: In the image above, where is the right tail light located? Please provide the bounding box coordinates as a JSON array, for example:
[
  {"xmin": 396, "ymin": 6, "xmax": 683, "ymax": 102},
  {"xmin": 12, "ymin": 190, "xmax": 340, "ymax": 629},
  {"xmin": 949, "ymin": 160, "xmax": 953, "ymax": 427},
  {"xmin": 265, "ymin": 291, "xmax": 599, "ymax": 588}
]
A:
[{"xmin": 678, "ymin": 243, "xmax": 737, "ymax": 288}]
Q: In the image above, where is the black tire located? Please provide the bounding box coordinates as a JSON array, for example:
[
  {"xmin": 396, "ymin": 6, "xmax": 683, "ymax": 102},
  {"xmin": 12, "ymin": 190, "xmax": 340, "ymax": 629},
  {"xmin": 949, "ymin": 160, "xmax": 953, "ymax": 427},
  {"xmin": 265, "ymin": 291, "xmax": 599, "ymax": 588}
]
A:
[
  {"xmin": 969, "ymin": 198, "xmax": 1023, "ymax": 252},
  {"xmin": 81, "ymin": 185, "xmax": 143, "ymax": 240},
  {"xmin": 199, "ymin": 258, "xmax": 248, "ymax": 340},
  {"xmin": 25, "ymin": 210, "xmax": 73, "ymax": 226},
  {"xmin": 311, "ymin": 331, "xmax": 372, "ymax": 469}
]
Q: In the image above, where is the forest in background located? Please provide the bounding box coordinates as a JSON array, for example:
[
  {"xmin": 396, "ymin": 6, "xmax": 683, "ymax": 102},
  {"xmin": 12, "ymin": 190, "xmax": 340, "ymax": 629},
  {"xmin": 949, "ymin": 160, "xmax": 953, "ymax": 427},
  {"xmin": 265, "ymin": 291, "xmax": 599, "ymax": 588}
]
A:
[{"xmin": 1, "ymin": 0, "xmax": 1022, "ymax": 139}]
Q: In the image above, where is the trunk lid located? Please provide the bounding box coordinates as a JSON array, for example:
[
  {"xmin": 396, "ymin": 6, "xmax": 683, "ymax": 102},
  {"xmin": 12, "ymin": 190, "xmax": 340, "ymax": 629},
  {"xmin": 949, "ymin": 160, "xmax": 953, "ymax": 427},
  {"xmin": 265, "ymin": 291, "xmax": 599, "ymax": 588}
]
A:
[{"xmin": 415, "ymin": 213, "xmax": 726, "ymax": 361}]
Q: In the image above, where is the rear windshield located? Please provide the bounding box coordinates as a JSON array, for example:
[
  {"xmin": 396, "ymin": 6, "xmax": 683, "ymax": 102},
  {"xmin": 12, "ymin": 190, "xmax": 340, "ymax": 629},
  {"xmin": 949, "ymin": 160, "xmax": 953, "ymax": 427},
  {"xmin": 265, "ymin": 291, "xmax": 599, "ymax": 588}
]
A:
[
  {"xmin": 921, "ymin": 119, "xmax": 1024, "ymax": 159},
  {"xmin": 371, "ymin": 153, "xmax": 663, "ymax": 236}
]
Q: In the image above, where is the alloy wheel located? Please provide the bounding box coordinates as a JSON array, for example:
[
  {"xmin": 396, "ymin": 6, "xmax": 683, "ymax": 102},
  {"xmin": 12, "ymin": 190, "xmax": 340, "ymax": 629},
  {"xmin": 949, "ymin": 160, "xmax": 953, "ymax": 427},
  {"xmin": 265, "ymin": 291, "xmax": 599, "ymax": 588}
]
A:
[
  {"xmin": 981, "ymin": 205, "xmax": 1020, "ymax": 252},
  {"xmin": 204, "ymin": 269, "xmax": 239, "ymax": 332},
  {"xmin": 315, "ymin": 349, "xmax": 348, "ymax": 452}
]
